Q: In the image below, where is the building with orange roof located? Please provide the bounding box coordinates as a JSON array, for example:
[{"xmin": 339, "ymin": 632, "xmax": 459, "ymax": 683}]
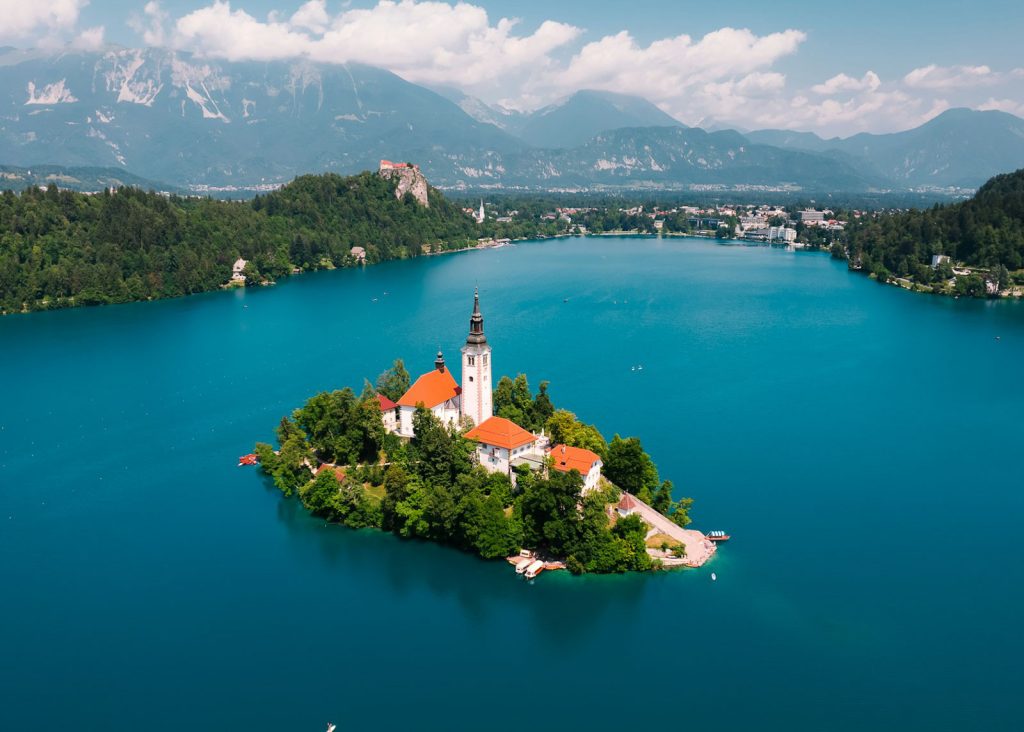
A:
[
  {"xmin": 315, "ymin": 464, "xmax": 348, "ymax": 483},
  {"xmin": 376, "ymin": 393, "xmax": 399, "ymax": 432},
  {"xmin": 394, "ymin": 351, "xmax": 462, "ymax": 436},
  {"xmin": 464, "ymin": 416, "xmax": 541, "ymax": 475},
  {"xmin": 549, "ymin": 444, "xmax": 604, "ymax": 493}
]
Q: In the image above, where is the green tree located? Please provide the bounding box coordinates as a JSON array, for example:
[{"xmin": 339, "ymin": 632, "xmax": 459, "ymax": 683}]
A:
[
  {"xmin": 376, "ymin": 359, "xmax": 411, "ymax": 401},
  {"xmin": 604, "ymin": 435, "xmax": 659, "ymax": 502}
]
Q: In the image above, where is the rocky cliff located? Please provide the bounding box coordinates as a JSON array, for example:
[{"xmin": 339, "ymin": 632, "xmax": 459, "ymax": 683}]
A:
[{"xmin": 377, "ymin": 160, "xmax": 430, "ymax": 207}]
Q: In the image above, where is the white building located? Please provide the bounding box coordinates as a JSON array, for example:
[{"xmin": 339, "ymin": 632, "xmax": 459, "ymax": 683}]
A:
[
  {"xmin": 931, "ymin": 254, "xmax": 951, "ymax": 268},
  {"xmin": 395, "ymin": 351, "xmax": 462, "ymax": 437},
  {"xmin": 376, "ymin": 394, "xmax": 399, "ymax": 432},
  {"xmin": 387, "ymin": 291, "xmax": 494, "ymax": 438},
  {"xmin": 464, "ymin": 416, "xmax": 541, "ymax": 476},
  {"xmin": 460, "ymin": 289, "xmax": 492, "ymax": 428},
  {"xmin": 549, "ymin": 444, "xmax": 603, "ymax": 494},
  {"xmin": 231, "ymin": 258, "xmax": 247, "ymax": 283}
]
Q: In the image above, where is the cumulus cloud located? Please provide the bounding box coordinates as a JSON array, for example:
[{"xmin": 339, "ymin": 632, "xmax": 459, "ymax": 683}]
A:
[
  {"xmin": 0, "ymin": 0, "xmax": 89, "ymax": 45},
  {"xmin": 161, "ymin": 0, "xmax": 580, "ymax": 89},
  {"xmin": 812, "ymin": 71, "xmax": 880, "ymax": 95},
  {"xmin": 979, "ymin": 97, "xmax": 1024, "ymax": 117},
  {"xmin": 128, "ymin": 1, "xmax": 171, "ymax": 47},
  {"xmin": 904, "ymin": 64, "xmax": 996, "ymax": 89}
]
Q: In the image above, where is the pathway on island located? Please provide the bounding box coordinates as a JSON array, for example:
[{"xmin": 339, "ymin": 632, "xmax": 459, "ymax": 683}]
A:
[{"xmin": 624, "ymin": 492, "xmax": 717, "ymax": 567}]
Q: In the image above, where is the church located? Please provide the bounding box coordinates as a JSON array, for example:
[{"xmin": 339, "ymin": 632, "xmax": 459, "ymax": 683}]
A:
[
  {"xmin": 388, "ymin": 289, "xmax": 493, "ymax": 437},
  {"xmin": 384, "ymin": 290, "xmax": 604, "ymax": 493}
]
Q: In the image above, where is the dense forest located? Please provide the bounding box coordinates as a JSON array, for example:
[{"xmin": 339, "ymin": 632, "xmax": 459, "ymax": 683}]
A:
[
  {"xmin": 256, "ymin": 368, "xmax": 693, "ymax": 574},
  {"xmin": 0, "ymin": 172, "xmax": 480, "ymax": 314},
  {"xmin": 838, "ymin": 168, "xmax": 1024, "ymax": 292}
]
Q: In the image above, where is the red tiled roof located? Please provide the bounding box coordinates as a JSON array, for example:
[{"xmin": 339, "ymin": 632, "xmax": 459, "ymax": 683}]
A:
[
  {"xmin": 617, "ymin": 494, "xmax": 637, "ymax": 511},
  {"xmin": 316, "ymin": 464, "xmax": 347, "ymax": 482},
  {"xmin": 397, "ymin": 367, "xmax": 460, "ymax": 409},
  {"xmin": 376, "ymin": 393, "xmax": 398, "ymax": 411},
  {"xmin": 464, "ymin": 416, "xmax": 537, "ymax": 450},
  {"xmin": 549, "ymin": 444, "xmax": 602, "ymax": 475}
]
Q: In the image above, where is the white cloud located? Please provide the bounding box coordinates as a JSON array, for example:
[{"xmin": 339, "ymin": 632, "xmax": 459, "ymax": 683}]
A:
[
  {"xmin": 904, "ymin": 64, "xmax": 995, "ymax": 89},
  {"xmin": 546, "ymin": 27, "xmax": 804, "ymax": 106},
  {"xmin": 289, "ymin": 0, "xmax": 329, "ymax": 34},
  {"xmin": 73, "ymin": 25, "xmax": 105, "ymax": 50},
  {"xmin": 978, "ymin": 98, "xmax": 1024, "ymax": 117},
  {"xmin": 812, "ymin": 71, "xmax": 880, "ymax": 95},
  {"xmin": 128, "ymin": 1, "xmax": 171, "ymax": 47},
  {"xmin": 163, "ymin": 1, "xmax": 581, "ymax": 89},
  {"xmin": 0, "ymin": 0, "xmax": 89, "ymax": 45}
]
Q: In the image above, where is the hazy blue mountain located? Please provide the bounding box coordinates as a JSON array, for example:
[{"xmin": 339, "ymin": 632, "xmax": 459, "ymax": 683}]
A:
[
  {"xmin": 746, "ymin": 109, "xmax": 1024, "ymax": 187},
  {"xmin": 508, "ymin": 90, "xmax": 683, "ymax": 149},
  {"xmin": 0, "ymin": 164, "xmax": 176, "ymax": 192},
  {"xmin": 458, "ymin": 126, "xmax": 875, "ymax": 190},
  {"xmin": 2, "ymin": 48, "xmax": 1020, "ymax": 193},
  {"xmin": 0, "ymin": 47, "xmax": 523, "ymax": 187}
]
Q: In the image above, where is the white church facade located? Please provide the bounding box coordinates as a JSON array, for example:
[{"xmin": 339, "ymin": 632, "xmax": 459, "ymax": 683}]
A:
[{"xmin": 389, "ymin": 289, "xmax": 492, "ymax": 436}]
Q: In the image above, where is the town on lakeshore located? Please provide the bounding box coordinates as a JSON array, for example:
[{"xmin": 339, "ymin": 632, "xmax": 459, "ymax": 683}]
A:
[{"xmin": 252, "ymin": 289, "xmax": 720, "ymax": 577}]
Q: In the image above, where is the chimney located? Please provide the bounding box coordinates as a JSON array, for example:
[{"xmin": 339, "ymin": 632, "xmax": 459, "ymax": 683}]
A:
[{"xmin": 435, "ymin": 351, "xmax": 446, "ymax": 372}]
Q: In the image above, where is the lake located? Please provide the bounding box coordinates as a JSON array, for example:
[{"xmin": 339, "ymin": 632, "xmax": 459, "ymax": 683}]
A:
[{"xmin": 2, "ymin": 236, "xmax": 1022, "ymax": 731}]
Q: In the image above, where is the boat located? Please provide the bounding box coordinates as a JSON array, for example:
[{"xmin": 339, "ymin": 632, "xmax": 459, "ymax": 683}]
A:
[
  {"xmin": 238, "ymin": 453, "xmax": 259, "ymax": 467},
  {"xmin": 706, "ymin": 530, "xmax": 730, "ymax": 542},
  {"xmin": 711, "ymin": 572, "xmax": 717, "ymax": 581},
  {"xmin": 515, "ymin": 558, "xmax": 533, "ymax": 574},
  {"xmin": 326, "ymin": 724, "xmax": 336, "ymax": 732},
  {"xmin": 524, "ymin": 559, "xmax": 544, "ymax": 579}
]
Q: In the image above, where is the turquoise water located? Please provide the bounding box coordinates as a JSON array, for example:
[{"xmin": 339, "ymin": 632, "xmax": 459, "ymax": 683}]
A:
[{"xmin": 2, "ymin": 236, "xmax": 1023, "ymax": 731}]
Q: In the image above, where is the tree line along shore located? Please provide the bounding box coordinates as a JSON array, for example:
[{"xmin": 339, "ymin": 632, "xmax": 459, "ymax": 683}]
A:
[
  {"xmin": 255, "ymin": 365, "xmax": 694, "ymax": 575},
  {"xmin": 2, "ymin": 166, "xmax": 1023, "ymax": 314}
]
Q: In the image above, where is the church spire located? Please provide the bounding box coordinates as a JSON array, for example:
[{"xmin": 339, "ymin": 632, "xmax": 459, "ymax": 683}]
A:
[{"xmin": 466, "ymin": 288, "xmax": 487, "ymax": 345}]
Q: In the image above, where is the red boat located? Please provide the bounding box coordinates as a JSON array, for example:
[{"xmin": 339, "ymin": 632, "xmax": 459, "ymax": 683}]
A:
[
  {"xmin": 238, "ymin": 453, "xmax": 259, "ymax": 466},
  {"xmin": 707, "ymin": 531, "xmax": 730, "ymax": 542}
]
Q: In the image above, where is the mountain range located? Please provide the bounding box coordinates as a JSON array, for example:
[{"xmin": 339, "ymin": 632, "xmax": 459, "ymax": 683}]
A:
[{"xmin": 2, "ymin": 46, "xmax": 1023, "ymax": 193}]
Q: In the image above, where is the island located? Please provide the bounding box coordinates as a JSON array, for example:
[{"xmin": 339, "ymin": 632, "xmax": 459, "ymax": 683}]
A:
[{"xmin": 254, "ymin": 290, "xmax": 716, "ymax": 575}]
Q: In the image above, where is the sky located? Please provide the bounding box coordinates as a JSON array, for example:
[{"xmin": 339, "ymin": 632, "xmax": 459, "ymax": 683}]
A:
[{"xmin": 2, "ymin": 0, "xmax": 1023, "ymax": 136}]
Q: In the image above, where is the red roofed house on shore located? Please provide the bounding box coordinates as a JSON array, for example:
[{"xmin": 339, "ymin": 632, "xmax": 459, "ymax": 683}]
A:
[
  {"xmin": 376, "ymin": 394, "xmax": 399, "ymax": 432},
  {"xmin": 464, "ymin": 416, "xmax": 541, "ymax": 476},
  {"xmin": 395, "ymin": 350, "xmax": 462, "ymax": 437},
  {"xmin": 549, "ymin": 444, "xmax": 604, "ymax": 493}
]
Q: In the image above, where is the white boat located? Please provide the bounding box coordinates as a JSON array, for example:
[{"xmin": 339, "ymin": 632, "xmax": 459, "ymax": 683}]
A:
[
  {"xmin": 524, "ymin": 560, "xmax": 545, "ymax": 579},
  {"xmin": 515, "ymin": 558, "xmax": 533, "ymax": 574},
  {"xmin": 326, "ymin": 724, "xmax": 336, "ymax": 732},
  {"xmin": 711, "ymin": 572, "xmax": 717, "ymax": 581}
]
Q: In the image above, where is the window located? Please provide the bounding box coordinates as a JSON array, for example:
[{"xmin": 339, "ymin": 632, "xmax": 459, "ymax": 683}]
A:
[
  {"xmin": 469, "ymin": 376, "xmax": 473, "ymax": 382},
  {"xmin": 467, "ymin": 355, "xmax": 475, "ymax": 366},
  {"xmin": 482, "ymin": 354, "xmax": 488, "ymax": 366}
]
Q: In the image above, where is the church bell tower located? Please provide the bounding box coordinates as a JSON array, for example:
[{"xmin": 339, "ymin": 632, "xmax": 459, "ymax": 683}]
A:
[{"xmin": 460, "ymin": 289, "xmax": 492, "ymax": 427}]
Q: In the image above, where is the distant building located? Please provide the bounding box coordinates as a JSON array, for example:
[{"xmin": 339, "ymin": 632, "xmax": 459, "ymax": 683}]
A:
[
  {"xmin": 931, "ymin": 254, "xmax": 951, "ymax": 268},
  {"xmin": 549, "ymin": 444, "xmax": 603, "ymax": 494},
  {"xmin": 350, "ymin": 246, "xmax": 366, "ymax": 263},
  {"xmin": 475, "ymin": 200, "xmax": 485, "ymax": 224},
  {"xmin": 231, "ymin": 258, "xmax": 247, "ymax": 283},
  {"xmin": 798, "ymin": 210, "xmax": 826, "ymax": 224},
  {"xmin": 464, "ymin": 416, "xmax": 540, "ymax": 476},
  {"xmin": 688, "ymin": 217, "xmax": 722, "ymax": 230},
  {"xmin": 379, "ymin": 159, "xmax": 419, "ymax": 172}
]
